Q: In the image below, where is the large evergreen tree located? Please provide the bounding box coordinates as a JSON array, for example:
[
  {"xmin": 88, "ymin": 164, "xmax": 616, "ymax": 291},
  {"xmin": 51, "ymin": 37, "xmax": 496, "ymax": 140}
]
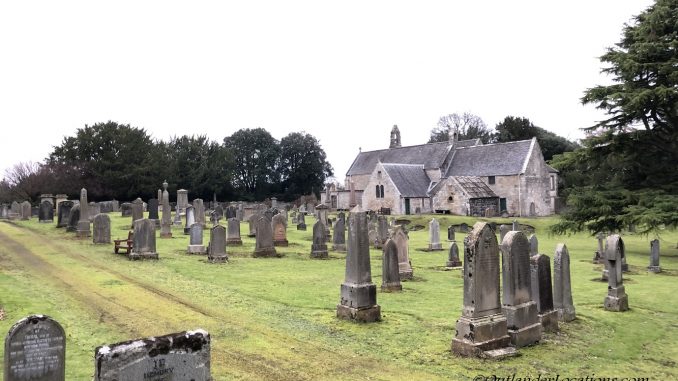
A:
[{"xmin": 494, "ymin": 116, "xmax": 579, "ymax": 161}]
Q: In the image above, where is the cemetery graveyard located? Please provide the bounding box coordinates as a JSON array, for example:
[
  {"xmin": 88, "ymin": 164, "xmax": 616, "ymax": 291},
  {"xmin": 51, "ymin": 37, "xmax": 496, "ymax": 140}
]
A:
[{"xmin": 0, "ymin": 204, "xmax": 677, "ymax": 379}]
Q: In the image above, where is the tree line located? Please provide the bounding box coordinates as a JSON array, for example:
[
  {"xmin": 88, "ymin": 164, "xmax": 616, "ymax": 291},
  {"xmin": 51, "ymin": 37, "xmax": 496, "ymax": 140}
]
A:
[{"xmin": 0, "ymin": 122, "xmax": 333, "ymax": 203}]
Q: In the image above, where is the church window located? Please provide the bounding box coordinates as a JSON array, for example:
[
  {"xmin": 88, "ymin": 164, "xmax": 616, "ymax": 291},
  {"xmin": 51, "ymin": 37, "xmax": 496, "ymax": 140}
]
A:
[{"xmin": 488, "ymin": 176, "xmax": 496, "ymax": 185}]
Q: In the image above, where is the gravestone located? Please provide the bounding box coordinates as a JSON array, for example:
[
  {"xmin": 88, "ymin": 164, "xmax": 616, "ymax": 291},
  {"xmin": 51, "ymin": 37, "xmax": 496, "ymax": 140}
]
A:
[
  {"xmin": 253, "ymin": 217, "xmax": 278, "ymax": 257},
  {"xmin": 184, "ymin": 206, "xmax": 195, "ymax": 234},
  {"xmin": 187, "ymin": 223, "xmax": 207, "ymax": 254},
  {"xmin": 332, "ymin": 212, "xmax": 346, "ymax": 252},
  {"xmin": 94, "ymin": 330, "xmax": 210, "ymax": 381},
  {"xmin": 147, "ymin": 198, "xmax": 159, "ymax": 227},
  {"xmin": 648, "ymin": 239, "xmax": 661, "ymax": 273},
  {"xmin": 451, "ymin": 222, "xmax": 512, "ymax": 358},
  {"xmin": 225, "ymin": 205, "xmax": 237, "ymax": 219},
  {"xmin": 88, "ymin": 202, "xmax": 100, "ymax": 222},
  {"xmin": 130, "ymin": 219, "xmax": 159, "ymax": 260},
  {"xmin": 499, "ymin": 224, "xmax": 509, "ymax": 243},
  {"xmin": 160, "ymin": 182, "xmax": 172, "ymax": 238},
  {"xmin": 311, "ymin": 220, "xmax": 329, "ymax": 259},
  {"xmin": 374, "ymin": 216, "xmax": 389, "ymax": 249},
  {"xmin": 55, "ymin": 195, "xmax": 68, "ymax": 216},
  {"xmin": 214, "ymin": 205, "xmax": 224, "ymax": 220},
  {"xmin": 392, "ymin": 226, "xmax": 413, "ymax": 280},
  {"xmin": 56, "ymin": 201, "xmax": 73, "ymax": 228},
  {"xmin": 4, "ymin": 315, "xmax": 65, "ymax": 381},
  {"xmin": 207, "ymin": 225, "xmax": 228, "ymax": 263},
  {"xmin": 512, "ymin": 219, "xmax": 519, "ymax": 231},
  {"xmin": 446, "ymin": 242, "xmax": 462, "ymax": 268},
  {"xmin": 272, "ymin": 214, "xmax": 288, "ymax": 246},
  {"xmin": 120, "ymin": 202, "xmax": 132, "ymax": 217},
  {"xmin": 131, "ymin": 198, "xmax": 144, "ymax": 227},
  {"xmin": 76, "ymin": 188, "xmax": 91, "ymax": 238},
  {"xmin": 530, "ymin": 254, "xmax": 559, "ymax": 333},
  {"xmin": 553, "ymin": 243, "xmax": 576, "ymax": 322},
  {"xmin": 447, "ymin": 226, "xmax": 455, "ymax": 241},
  {"xmin": 226, "ymin": 218, "xmax": 242, "ymax": 246},
  {"xmin": 176, "ymin": 189, "xmax": 189, "ymax": 214},
  {"xmin": 428, "ymin": 218, "xmax": 443, "ymax": 251},
  {"xmin": 381, "ymin": 239, "xmax": 402, "ymax": 292},
  {"xmin": 0, "ymin": 204, "xmax": 8, "ymax": 219},
  {"xmin": 501, "ymin": 231, "xmax": 542, "ymax": 347},
  {"xmin": 603, "ymin": 235, "xmax": 629, "ymax": 312},
  {"xmin": 66, "ymin": 204, "xmax": 80, "ymax": 232},
  {"xmin": 193, "ymin": 198, "xmax": 205, "ymax": 226},
  {"xmin": 459, "ymin": 222, "xmax": 468, "ymax": 233},
  {"xmin": 593, "ymin": 232, "xmax": 605, "ymax": 263},
  {"xmin": 173, "ymin": 205, "xmax": 183, "ymax": 226},
  {"xmin": 296, "ymin": 213, "xmax": 306, "ymax": 231},
  {"xmin": 10, "ymin": 201, "xmax": 20, "ymax": 220},
  {"xmin": 247, "ymin": 214, "xmax": 258, "ymax": 237},
  {"xmin": 20, "ymin": 201, "xmax": 31, "ymax": 220},
  {"xmin": 38, "ymin": 201, "xmax": 53, "ymax": 223},
  {"xmin": 92, "ymin": 214, "xmax": 111, "ymax": 244},
  {"xmin": 336, "ymin": 212, "xmax": 381, "ymax": 322},
  {"xmin": 316, "ymin": 204, "xmax": 331, "ymax": 239},
  {"xmin": 529, "ymin": 234, "xmax": 538, "ymax": 255}
]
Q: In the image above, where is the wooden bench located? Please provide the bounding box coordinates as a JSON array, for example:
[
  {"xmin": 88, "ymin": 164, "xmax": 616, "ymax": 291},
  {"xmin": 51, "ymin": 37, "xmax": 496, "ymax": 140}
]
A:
[{"xmin": 114, "ymin": 231, "xmax": 134, "ymax": 254}]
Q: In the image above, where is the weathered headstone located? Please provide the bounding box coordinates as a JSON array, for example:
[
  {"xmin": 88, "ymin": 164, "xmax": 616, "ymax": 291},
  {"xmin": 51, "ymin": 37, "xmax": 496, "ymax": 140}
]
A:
[
  {"xmin": 20, "ymin": 201, "xmax": 31, "ymax": 220},
  {"xmin": 184, "ymin": 206, "xmax": 195, "ymax": 234},
  {"xmin": 176, "ymin": 189, "xmax": 189, "ymax": 214},
  {"xmin": 253, "ymin": 217, "xmax": 278, "ymax": 257},
  {"xmin": 214, "ymin": 205, "xmax": 224, "ymax": 220},
  {"xmin": 38, "ymin": 201, "xmax": 53, "ymax": 223},
  {"xmin": 528, "ymin": 234, "xmax": 538, "ymax": 255},
  {"xmin": 147, "ymin": 198, "xmax": 159, "ymax": 227},
  {"xmin": 193, "ymin": 198, "xmax": 205, "ymax": 226},
  {"xmin": 296, "ymin": 212, "xmax": 306, "ymax": 230},
  {"xmin": 316, "ymin": 204, "xmax": 331, "ymax": 239},
  {"xmin": 593, "ymin": 232, "xmax": 605, "ymax": 263},
  {"xmin": 187, "ymin": 223, "xmax": 207, "ymax": 254},
  {"xmin": 311, "ymin": 220, "xmax": 329, "ymax": 259},
  {"xmin": 131, "ymin": 197, "xmax": 144, "ymax": 228},
  {"xmin": 392, "ymin": 226, "xmax": 413, "ymax": 280},
  {"xmin": 224, "ymin": 217, "xmax": 242, "ymax": 246},
  {"xmin": 225, "ymin": 205, "xmax": 237, "ymax": 219},
  {"xmin": 247, "ymin": 214, "xmax": 258, "ymax": 237},
  {"xmin": 4, "ymin": 315, "xmax": 65, "ymax": 381},
  {"xmin": 381, "ymin": 239, "xmax": 402, "ymax": 292},
  {"xmin": 120, "ymin": 202, "xmax": 132, "ymax": 217},
  {"xmin": 648, "ymin": 239, "xmax": 661, "ymax": 273},
  {"xmin": 207, "ymin": 225, "xmax": 228, "ymax": 263},
  {"xmin": 160, "ymin": 182, "xmax": 172, "ymax": 238},
  {"xmin": 512, "ymin": 219, "xmax": 519, "ymax": 231},
  {"xmin": 272, "ymin": 214, "xmax": 288, "ymax": 247},
  {"xmin": 428, "ymin": 218, "xmax": 443, "ymax": 251},
  {"xmin": 374, "ymin": 215, "xmax": 389, "ymax": 249},
  {"xmin": 56, "ymin": 201, "xmax": 73, "ymax": 228},
  {"xmin": 332, "ymin": 212, "xmax": 346, "ymax": 252},
  {"xmin": 88, "ymin": 201, "xmax": 100, "ymax": 222},
  {"xmin": 499, "ymin": 224, "xmax": 509, "ymax": 243},
  {"xmin": 603, "ymin": 235, "xmax": 629, "ymax": 312},
  {"xmin": 553, "ymin": 243, "xmax": 576, "ymax": 322},
  {"xmin": 75, "ymin": 188, "xmax": 91, "ymax": 238},
  {"xmin": 451, "ymin": 222, "xmax": 512, "ymax": 358},
  {"xmin": 336, "ymin": 212, "xmax": 381, "ymax": 322},
  {"xmin": 10, "ymin": 201, "xmax": 20, "ymax": 219},
  {"xmin": 94, "ymin": 330, "xmax": 210, "ymax": 381},
  {"xmin": 348, "ymin": 180, "xmax": 357, "ymax": 207},
  {"xmin": 173, "ymin": 205, "xmax": 183, "ymax": 226},
  {"xmin": 92, "ymin": 214, "xmax": 111, "ymax": 244},
  {"xmin": 66, "ymin": 204, "xmax": 80, "ymax": 232},
  {"xmin": 0, "ymin": 204, "xmax": 8, "ymax": 219},
  {"xmin": 459, "ymin": 222, "xmax": 468, "ymax": 233},
  {"xmin": 130, "ymin": 219, "xmax": 159, "ymax": 260},
  {"xmin": 447, "ymin": 225, "xmax": 455, "ymax": 241},
  {"xmin": 501, "ymin": 231, "xmax": 542, "ymax": 347},
  {"xmin": 530, "ymin": 254, "xmax": 559, "ymax": 333},
  {"xmin": 446, "ymin": 242, "xmax": 462, "ymax": 268},
  {"xmin": 55, "ymin": 194, "xmax": 68, "ymax": 217}
]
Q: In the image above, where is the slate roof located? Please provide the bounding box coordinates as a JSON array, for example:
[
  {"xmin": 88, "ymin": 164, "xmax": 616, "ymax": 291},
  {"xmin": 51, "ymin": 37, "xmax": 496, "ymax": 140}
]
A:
[
  {"xmin": 546, "ymin": 164, "xmax": 559, "ymax": 173},
  {"xmin": 453, "ymin": 176, "xmax": 498, "ymax": 198},
  {"xmin": 382, "ymin": 164, "xmax": 431, "ymax": 197},
  {"xmin": 346, "ymin": 142, "xmax": 452, "ymax": 176},
  {"xmin": 445, "ymin": 139, "xmax": 534, "ymax": 177},
  {"xmin": 456, "ymin": 138, "xmax": 482, "ymax": 148}
]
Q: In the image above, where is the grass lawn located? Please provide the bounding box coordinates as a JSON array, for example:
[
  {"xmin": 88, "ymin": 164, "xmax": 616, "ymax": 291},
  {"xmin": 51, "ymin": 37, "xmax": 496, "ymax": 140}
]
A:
[{"xmin": 1, "ymin": 212, "xmax": 677, "ymax": 380}]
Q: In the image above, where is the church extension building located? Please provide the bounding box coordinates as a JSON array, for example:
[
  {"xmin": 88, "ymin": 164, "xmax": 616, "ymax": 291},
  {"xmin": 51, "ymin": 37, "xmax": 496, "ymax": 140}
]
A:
[{"xmin": 322, "ymin": 125, "xmax": 559, "ymax": 217}]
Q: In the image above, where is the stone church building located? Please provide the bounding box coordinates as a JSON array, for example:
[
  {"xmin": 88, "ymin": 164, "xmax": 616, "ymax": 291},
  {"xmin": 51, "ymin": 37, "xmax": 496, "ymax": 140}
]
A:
[{"xmin": 322, "ymin": 125, "xmax": 559, "ymax": 217}]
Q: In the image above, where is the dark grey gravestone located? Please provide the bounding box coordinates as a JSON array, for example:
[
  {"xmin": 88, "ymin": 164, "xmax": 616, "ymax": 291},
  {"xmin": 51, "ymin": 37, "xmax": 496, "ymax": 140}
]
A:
[
  {"xmin": 147, "ymin": 198, "xmax": 159, "ymax": 221},
  {"xmin": 336, "ymin": 212, "xmax": 381, "ymax": 322},
  {"xmin": 193, "ymin": 198, "xmax": 205, "ymax": 226},
  {"xmin": 374, "ymin": 216, "xmax": 388, "ymax": 249},
  {"xmin": 253, "ymin": 217, "xmax": 277, "ymax": 257},
  {"xmin": 120, "ymin": 202, "xmax": 132, "ymax": 217},
  {"xmin": 381, "ymin": 239, "xmax": 402, "ymax": 292},
  {"xmin": 56, "ymin": 201, "xmax": 73, "ymax": 228},
  {"xmin": 446, "ymin": 242, "xmax": 462, "ymax": 268},
  {"xmin": 296, "ymin": 212, "xmax": 306, "ymax": 231},
  {"xmin": 66, "ymin": 204, "xmax": 80, "ymax": 232},
  {"xmin": 311, "ymin": 220, "xmax": 328, "ymax": 259},
  {"xmin": 501, "ymin": 231, "xmax": 542, "ymax": 347},
  {"xmin": 4, "ymin": 315, "xmax": 65, "ymax": 381},
  {"xmin": 187, "ymin": 223, "xmax": 206, "ymax": 254},
  {"xmin": 184, "ymin": 206, "xmax": 195, "ymax": 234},
  {"xmin": 225, "ymin": 205, "xmax": 237, "ymax": 219},
  {"xmin": 38, "ymin": 201, "xmax": 53, "ymax": 223},
  {"xmin": 208, "ymin": 225, "xmax": 228, "ymax": 263},
  {"xmin": 529, "ymin": 234, "xmax": 538, "ymax": 255},
  {"xmin": 648, "ymin": 239, "xmax": 661, "ymax": 273},
  {"xmin": 428, "ymin": 218, "xmax": 443, "ymax": 251},
  {"xmin": 553, "ymin": 243, "xmax": 576, "ymax": 322},
  {"xmin": 247, "ymin": 214, "xmax": 258, "ymax": 237},
  {"xmin": 452, "ymin": 222, "xmax": 512, "ymax": 358},
  {"xmin": 272, "ymin": 214, "xmax": 288, "ymax": 247},
  {"xmin": 130, "ymin": 219, "xmax": 158, "ymax": 260},
  {"xmin": 94, "ymin": 330, "xmax": 210, "ymax": 381},
  {"xmin": 131, "ymin": 198, "xmax": 144, "ymax": 228},
  {"xmin": 604, "ymin": 235, "xmax": 629, "ymax": 312},
  {"xmin": 76, "ymin": 188, "xmax": 91, "ymax": 238},
  {"xmin": 530, "ymin": 254, "xmax": 559, "ymax": 333},
  {"xmin": 499, "ymin": 224, "xmax": 509, "ymax": 243},
  {"xmin": 392, "ymin": 226, "xmax": 413, "ymax": 280},
  {"xmin": 593, "ymin": 232, "xmax": 605, "ymax": 263},
  {"xmin": 214, "ymin": 205, "xmax": 224, "ymax": 220},
  {"xmin": 226, "ymin": 218, "xmax": 242, "ymax": 246},
  {"xmin": 447, "ymin": 225, "xmax": 455, "ymax": 241},
  {"xmin": 92, "ymin": 214, "xmax": 111, "ymax": 244},
  {"xmin": 459, "ymin": 222, "xmax": 469, "ymax": 233},
  {"xmin": 332, "ymin": 212, "xmax": 346, "ymax": 252}
]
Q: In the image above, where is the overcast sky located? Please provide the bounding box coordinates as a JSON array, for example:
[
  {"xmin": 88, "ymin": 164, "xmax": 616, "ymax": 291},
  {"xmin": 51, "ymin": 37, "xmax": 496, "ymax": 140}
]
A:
[{"xmin": 0, "ymin": 1, "xmax": 654, "ymax": 181}]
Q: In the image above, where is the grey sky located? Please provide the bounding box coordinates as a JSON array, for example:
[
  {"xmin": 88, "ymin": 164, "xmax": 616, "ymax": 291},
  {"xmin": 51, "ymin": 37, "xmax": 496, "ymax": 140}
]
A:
[{"xmin": 0, "ymin": 1, "xmax": 653, "ymax": 181}]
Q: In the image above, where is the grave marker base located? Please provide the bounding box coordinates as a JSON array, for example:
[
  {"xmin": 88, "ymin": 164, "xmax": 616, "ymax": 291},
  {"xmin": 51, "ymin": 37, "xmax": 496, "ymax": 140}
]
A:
[
  {"xmin": 187, "ymin": 245, "xmax": 207, "ymax": 254},
  {"xmin": 336, "ymin": 304, "xmax": 381, "ymax": 323},
  {"xmin": 253, "ymin": 248, "xmax": 278, "ymax": 258},
  {"xmin": 452, "ymin": 314, "xmax": 511, "ymax": 357},
  {"xmin": 647, "ymin": 265, "xmax": 661, "ymax": 273},
  {"xmin": 604, "ymin": 286, "xmax": 629, "ymax": 311},
  {"xmin": 538, "ymin": 310, "xmax": 559, "ymax": 333}
]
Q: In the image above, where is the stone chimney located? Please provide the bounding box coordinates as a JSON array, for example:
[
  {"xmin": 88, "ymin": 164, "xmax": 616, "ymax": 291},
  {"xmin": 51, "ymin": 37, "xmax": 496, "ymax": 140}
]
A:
[{"xmin": 389, "ymin": 125, "xmax": 401, "ymax": 148}]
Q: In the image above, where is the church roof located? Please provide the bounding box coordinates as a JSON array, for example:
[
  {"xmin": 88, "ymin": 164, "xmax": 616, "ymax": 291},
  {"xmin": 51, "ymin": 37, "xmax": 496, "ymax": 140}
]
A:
[
  {"xmin": 445, "ymin": 139, "xmax": 534, "ymax": 177},
  {"xmin": 451, "ymin": 176, "xmax": 498, "ymax": 198},
  {"xmin": 381, "ymin": 164, "xmax": 431, "ymax": 197},
  {"xmin": 346, "ymin": 142, "xmax": 452, "ymax": 176}
]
